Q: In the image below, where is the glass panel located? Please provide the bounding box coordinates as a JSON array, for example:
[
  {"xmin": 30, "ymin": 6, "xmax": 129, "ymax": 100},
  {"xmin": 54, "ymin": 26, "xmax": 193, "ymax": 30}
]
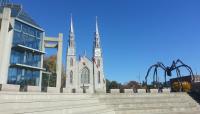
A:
[
  {"xmin": 36, "ymin": 31, "xmax": 42, "ymax": 39},
  {"xmin": 28, "ymin": 27, "xmax": 36, "ymax": 36},
  {"xmin": 8, "ymin": 67, "xmax": 40, "ymax": 86},
  {"xmin": 10, "ymin": 50, "xmax": 24, "ymax": 64},
  {"xmin": 14, "ymin": 20, "xmax": 22, "ymax": 31},
  {"xmin": 22, "ymin": 24, "xmax": 28, "ymax": 33},
  {"xmin": 25, "ymin": 69, "xmax": 40, "ymax": 86},
  {"xmin": 13, "ymin": 20, "xmax": 43, "ymax": 50},
  {"xmin": 8, "ymin": 67, "xmax": 22, "ymax": 85},
  {"xmin": 10, "ymin": 50, "xmax": 41, "ymax": 67}
]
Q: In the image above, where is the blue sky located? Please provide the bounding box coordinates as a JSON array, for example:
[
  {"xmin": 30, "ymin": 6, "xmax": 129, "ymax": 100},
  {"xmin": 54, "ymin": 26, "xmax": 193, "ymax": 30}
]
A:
[{"xmin": 12, "ymin": 0, "xmax": 200, "ymax": 83}]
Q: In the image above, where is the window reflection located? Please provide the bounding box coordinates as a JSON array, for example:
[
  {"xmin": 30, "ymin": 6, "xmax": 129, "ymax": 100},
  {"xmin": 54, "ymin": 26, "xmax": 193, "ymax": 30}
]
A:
[
  {"xmin": 13, "ymin": 20, "xmax": 42, "ymax": 50},
  {"xmin": 8, "ymin": 68, "xmax": 40, "ymax": 86},
  {"xmin": 10, "ymin": 50, "xmax": 41, "ymax": 67},
  {"xmin": 7, "ymin": 20, "xmax": 43, "ymax": 86}
]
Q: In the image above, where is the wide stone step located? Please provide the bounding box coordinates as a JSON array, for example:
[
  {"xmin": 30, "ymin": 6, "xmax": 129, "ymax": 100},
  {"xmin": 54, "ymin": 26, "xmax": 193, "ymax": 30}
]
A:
[
  {"xmin": 98, "ymin": 93, "xmax": 192, "ymax": 98},
  {"xmin": 0, "ymin": 92, "xmax": 199, "ymax": 114},
  {"xmin": 115, "ymin": 107, "xmax": 200, "ymax": 114},
  {"xmin": 100, "ymin": 98, "xmax": 193, "ymax": 104},
  {"xmin": 0, "ymin": 99, "xmax": 102, "ymax": 112},
  {"xmin": 115, "ymin": 103, "xmax": 197, "ymax": 110},
  {"xmin": 72, "ymin": 105, "xmax": 115, "ymax": 114},
  {"xmin": 0, "ymin": 97, "xmax": 99, "ymax": 103},
  {"xmin": 74, "ymin": 109, "xmax": 115, "ymax": 114},
  {"xmin": 0, "ymin": 92, "xmax": 94, "ymax": 100},
  {"xmin": 98, "ymin": 97, "xmax": 192, "ymax": 102},
  {"xmin": 21, "ymin": 107, "xmax": 115, "ymax": 114},
  {"xmin": 116, "ymin": 110, "xmax": 200, "ymax": 114},
  {"xmin": 110, "ymin": 102, "xmax": 197, "ymax": 109},
  {"xmin": 97, "ymin": 93, "xmax": 190, "ymax": 97},
  {"xmin": 2, "ymin": 102, "xmax": 110, "ymax": 114}
]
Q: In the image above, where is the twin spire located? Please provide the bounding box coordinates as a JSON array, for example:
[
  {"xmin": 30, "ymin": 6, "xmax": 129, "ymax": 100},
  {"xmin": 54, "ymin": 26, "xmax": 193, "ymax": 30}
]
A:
[
  {"xmin": 69, "ymin": 14, "xmax": 75, "ymax": 48},
  {"xmin": 95, "ymin": 16, "xmax": 99, "ymax": 35},
  {"xmin": 69, "ymin": 15, "xmax": 101, "ymax": 48},
  {"xmin": 70, "ymin": 14, "xmax": 74, "ymax": 34},
  {"xmin": 69, "ymin": 15, "xmax": 99, "ymax": 35}
]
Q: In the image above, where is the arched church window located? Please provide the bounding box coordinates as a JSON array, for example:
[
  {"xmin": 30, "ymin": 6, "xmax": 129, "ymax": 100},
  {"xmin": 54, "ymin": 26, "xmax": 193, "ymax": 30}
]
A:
[
  {"xmin": 97, "ymin": 43, "xmax": 99, "ymax": 48},
  {"xmin": 70, "ymin": 71, "xmax": 73, "ymax": 84},
  {"xmin": 97, "ymin": 59, "xmax": 100, "ymax": 67},
  {"xmin": 70, "ymin": 58, "xmax": 73, "ymax": 66},
  {"xmin": 81, "ymin": 67, "xmax": 90, "ymax": 84},
  {"xmin": 98, "ymin": 71, "xmax": 101, "ymax": 83}
]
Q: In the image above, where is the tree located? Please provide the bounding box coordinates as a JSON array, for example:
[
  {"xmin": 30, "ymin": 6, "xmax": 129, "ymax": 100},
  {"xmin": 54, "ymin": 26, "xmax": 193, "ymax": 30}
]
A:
[
  {"xmin": 106, "ymin": 79, "xmax": 111, "ymax": 93},
  {"xmin": 43, "ymin": 55, "xmax": 57, "ymax": 73},
  {"xmin": 42, "ymin": 56, "xmax": 57, "ymax": 87},
  {"xmin": 43, "ymin": 55, "xmax": 66, "ymax": 88},
  {"xmin": 106, "ymin": 79, "xmax": 141, "ymax": 93},
  {"xmin": 124, "ymin": 81, "xmax": 140, "ymax": 89},
  {"xmin": 110, "ymin": 81, "xmax": 120, "ymax": 89},
  {"xmin": 106, "ymin": 79, "xmax": 124, "ymax": 93}
]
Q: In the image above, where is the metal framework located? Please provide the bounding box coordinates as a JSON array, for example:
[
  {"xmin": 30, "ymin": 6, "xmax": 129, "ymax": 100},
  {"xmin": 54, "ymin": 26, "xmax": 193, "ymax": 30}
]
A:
[
  {"xmin": 0, "ymin": 0, "xmax": 9, "ymax": 6},
  {"xmin": 145, "ymin": 59, "xmax": 194, "ymax": 90}
]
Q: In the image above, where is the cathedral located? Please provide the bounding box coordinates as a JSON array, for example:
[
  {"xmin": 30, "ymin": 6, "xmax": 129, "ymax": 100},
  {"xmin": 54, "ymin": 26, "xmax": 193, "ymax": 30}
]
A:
[{"xmin": 65, "ymin": 17, "xmax": 106, "ymax": 93}]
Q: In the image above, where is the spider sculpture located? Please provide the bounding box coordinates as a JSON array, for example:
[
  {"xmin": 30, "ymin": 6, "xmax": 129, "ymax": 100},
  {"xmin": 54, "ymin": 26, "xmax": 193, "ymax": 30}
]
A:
[{"xmin": 145, "ymin": 59, "xmax": 194, "ymax": 90}]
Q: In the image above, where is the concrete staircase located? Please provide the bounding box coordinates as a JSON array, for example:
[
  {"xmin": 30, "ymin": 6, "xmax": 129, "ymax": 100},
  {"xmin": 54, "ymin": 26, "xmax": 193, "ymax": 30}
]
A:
[
  {"xmin": 0, "ymin": 92, "xmax": 199, "ymax": 114},
  {"xmin": 96, "ymin": 93, "xmax": 200, "ymax": 114},
  {"xmin": 0, "ymin": 92, "xmax": 114, "ymax": 114}
]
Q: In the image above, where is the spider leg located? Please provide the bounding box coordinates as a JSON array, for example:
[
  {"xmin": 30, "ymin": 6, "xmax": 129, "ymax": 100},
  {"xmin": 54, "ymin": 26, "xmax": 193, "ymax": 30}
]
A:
[
  {"xmin": 176, "ymin": 59, "xmax": 195, "ymax": 82},
  {"xmin": 153, "ymin": 67, "xmax": 156, "ymax": 86},
  {"xmin": 177, "ymin": 67, "xmax": 183, "ymax": 92},
  {"xmin": 173, "ymin": 65, "xmax": 181, "ymax": 92},
  {"xmin": 145, "ymin": 65, "xmax": 157, "ymax": 85},
  {"xmin": 175, "ymin": 65, "xmax": 195, "ymax": 92},
  {"xmin": 155, "ymin": 68, "xmax": 158, "ymax": 88}
]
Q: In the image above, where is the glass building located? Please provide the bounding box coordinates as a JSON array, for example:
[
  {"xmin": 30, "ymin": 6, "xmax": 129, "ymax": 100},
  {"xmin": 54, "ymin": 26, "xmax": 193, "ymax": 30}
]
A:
[{"xmin": 0, "ymin": 4, "xmax": 44, "ymax": 86}]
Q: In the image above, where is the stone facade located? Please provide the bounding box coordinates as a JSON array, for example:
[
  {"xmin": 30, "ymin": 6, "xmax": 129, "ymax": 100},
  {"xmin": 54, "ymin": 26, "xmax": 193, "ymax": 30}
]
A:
[{"xmin": 65, "ymin": 17, "xmax": 106, "ymax": 93}]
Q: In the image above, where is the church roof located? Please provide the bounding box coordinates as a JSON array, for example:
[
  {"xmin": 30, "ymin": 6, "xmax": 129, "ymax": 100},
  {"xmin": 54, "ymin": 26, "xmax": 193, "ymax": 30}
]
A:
[
  {"xmin": 0, "ymin": 3, "xmax": 41, "ymax": 28},
  {"xmin": 80, "ymin": 55, "xmax": 93, "ymax": 63}
]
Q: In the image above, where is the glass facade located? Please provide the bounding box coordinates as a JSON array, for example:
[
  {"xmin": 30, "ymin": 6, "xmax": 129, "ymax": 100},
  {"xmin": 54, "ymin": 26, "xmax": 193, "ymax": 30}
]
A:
[
  {"xmin": 8, "ymin": 68, "xmax": 40, "ymax": 86},
  {"xmin": 8, "ymin": 20, "xmax": 44, "ymax": 86},
  {"xmin": 13, "ymin": 20, "xmax": 42, "ymax": 50},
  {"xmin": 10, "ymin": 50, "xmax": 41, "ymax": 67}
]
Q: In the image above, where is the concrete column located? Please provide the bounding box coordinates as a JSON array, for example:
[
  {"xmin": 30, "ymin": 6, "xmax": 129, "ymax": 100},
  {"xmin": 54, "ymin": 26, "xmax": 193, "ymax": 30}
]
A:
[
  {"xmin": 39, "ymin": 32, "xmax": 46, "ymax": 88},
  {"xmin": 0, "ymin": 8, "xmax": 12, "ymax": 84},
  {"xmin": 56, "ymin": 33, "xmax": 63, "ymax": 91}
]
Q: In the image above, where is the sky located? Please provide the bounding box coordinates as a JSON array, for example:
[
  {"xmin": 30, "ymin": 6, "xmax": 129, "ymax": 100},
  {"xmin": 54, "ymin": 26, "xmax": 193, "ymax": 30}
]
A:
[{"xmin": 11, "ymin": 0, "xmax": 200, "ymax": 83}]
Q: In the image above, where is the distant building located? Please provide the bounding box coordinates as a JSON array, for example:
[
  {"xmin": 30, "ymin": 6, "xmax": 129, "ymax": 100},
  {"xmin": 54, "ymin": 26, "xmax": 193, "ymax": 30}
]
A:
[
  {"xmin": 0, "ymin": 3, "xmax": 45, "ymax": 86},
  {"xmin": 65, "ymin": 17, "xmax": 106, "ymax": 93}
]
